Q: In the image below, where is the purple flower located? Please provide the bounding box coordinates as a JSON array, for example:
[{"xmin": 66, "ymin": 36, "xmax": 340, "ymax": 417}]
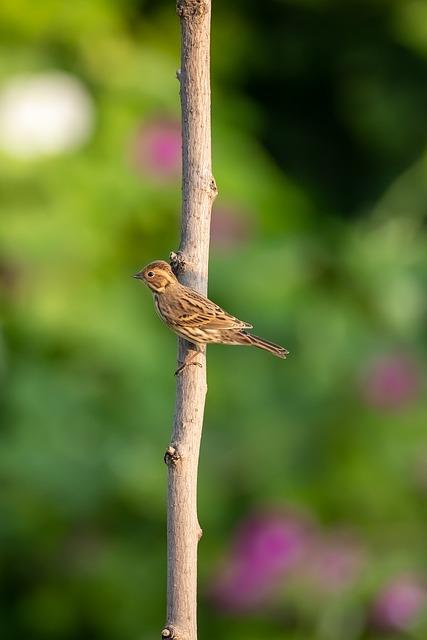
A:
[
  {"xmin": 210, "ymin": 205, "xmax": 251, "ymax": 251},
  {"xmin": 131, "ymin": 119, "xmax": 181, "ymax": 179},
  {"xmin": 361, "ymin": 354, "xmax": 420, "ymax": 411},
  {"xmin": 210, "ymin": 510, "xmax": 310, "ymax": 612},
  {"xmin": 301, "ymin": 533, "xmax": 365, "ymax": 593},
  {"xmin": 372, "ymin": 575, "xmax": 426, "ymax": 631}
]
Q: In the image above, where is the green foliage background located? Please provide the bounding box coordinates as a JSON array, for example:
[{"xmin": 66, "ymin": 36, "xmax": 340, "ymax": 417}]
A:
[{"xmin": 1, "ymin": 1, "xmax": 427, "ymax": 639}]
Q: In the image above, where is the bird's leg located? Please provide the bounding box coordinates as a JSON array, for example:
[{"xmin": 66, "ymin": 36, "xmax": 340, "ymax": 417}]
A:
[{"xmin": 175, "ymin": 343, "xmax": 203, "ymax": 376}]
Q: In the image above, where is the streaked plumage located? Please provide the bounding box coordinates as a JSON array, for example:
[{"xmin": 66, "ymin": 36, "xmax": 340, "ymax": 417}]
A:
[{"xmin": 133, "ymin": 260, "xmax": 289, "ymax": 369}]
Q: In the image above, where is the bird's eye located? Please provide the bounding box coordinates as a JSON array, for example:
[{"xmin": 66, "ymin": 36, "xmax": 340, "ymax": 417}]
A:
[{"xmin": 147, "ymin": 271, "xmax": 155, "ymax": 278}]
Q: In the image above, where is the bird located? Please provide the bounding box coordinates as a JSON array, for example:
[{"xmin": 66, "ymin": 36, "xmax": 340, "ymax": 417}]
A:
[{"xmin": 133, "ymin": 260, "xmax": 289, "ymax": 373}]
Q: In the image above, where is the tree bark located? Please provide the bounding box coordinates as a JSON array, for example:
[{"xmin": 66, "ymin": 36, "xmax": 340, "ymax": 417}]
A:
[{"xmin": 161, "ymin": 1, "xmax": 217, "ymax": 639}]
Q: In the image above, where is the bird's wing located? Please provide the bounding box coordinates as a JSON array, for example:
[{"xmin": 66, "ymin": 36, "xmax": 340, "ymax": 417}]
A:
[{"xmin": 170, "ymin": 288, "xmax": 253, "ymax": 330}]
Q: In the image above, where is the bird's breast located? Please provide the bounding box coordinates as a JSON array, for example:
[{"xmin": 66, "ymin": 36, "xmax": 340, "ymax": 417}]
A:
[{"xmin": 153, "ymin": 294, "xmax": 165, "ymax": 322}]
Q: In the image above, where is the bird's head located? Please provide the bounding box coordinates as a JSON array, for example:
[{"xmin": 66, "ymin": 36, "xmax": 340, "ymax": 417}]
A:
[{"xmin": 133, "ymin": 260, "xmax": 178, "ymax": 293}]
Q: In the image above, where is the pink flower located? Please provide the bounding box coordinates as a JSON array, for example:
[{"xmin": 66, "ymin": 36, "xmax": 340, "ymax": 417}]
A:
[
  {"xmin": 372, "ymin": 575, "xmax": 426, "ymax": 631},
  {"xmin": 361, "ymin": 354, "xmax": 420, "ymax": 411},
  {"xmin": 131, "ymin": 119, "xmax": 181, "ymax": 179},
  {"xmin": 301, "ymin": 533, "xmax": 365, "ymax": 593},
  {"xmin": 210, "ymin": 510, "xmax": 310, "ymax": 612},
  {"xmin": 210, "ymin": 205, "xmax": 251, "ymax": 251}
]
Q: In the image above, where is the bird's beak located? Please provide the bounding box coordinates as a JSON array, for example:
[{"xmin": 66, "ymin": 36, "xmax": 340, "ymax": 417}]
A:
[{"xmin": 132, "ymin": 272, "xmax": 143, "ymax": 280}]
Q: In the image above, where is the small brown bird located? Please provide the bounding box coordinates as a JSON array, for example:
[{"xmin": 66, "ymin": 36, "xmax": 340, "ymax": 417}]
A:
[{"xmin": 133, "ymin": 260, "xmax": 288, "ymax": 372}]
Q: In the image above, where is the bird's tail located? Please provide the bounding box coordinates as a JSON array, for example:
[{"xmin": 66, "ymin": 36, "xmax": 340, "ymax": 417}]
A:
[{"xmin": 244, "ymin": 332, "xmax": 289, "ymax": 359}]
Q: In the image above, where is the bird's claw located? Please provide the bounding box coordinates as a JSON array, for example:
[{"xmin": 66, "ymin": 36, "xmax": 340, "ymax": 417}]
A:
[{"xmin": 174, "ymin": 360, "xmax": 203, "ymax": 376}]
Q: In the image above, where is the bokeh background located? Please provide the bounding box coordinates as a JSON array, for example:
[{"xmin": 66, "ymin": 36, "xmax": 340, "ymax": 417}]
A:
[{"xmin": 1, "ymin": 1, "xmax": 427, "ymax": 639}]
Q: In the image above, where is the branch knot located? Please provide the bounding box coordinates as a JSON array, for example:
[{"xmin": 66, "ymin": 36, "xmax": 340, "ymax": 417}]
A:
[
  {"xmin": 209, "ymin": 176, "xmax": 218, "ymax": 199},
  {"xmin": 169, "ymin": 251, "xmax": 186, "ymax": 276},
  {"xmin": 164, "ymin": 446, "xmax": 181, "ymax": 466},
  {"xmin": 176, "ymin": 0, "xmax": 207, "ymax": 19}
]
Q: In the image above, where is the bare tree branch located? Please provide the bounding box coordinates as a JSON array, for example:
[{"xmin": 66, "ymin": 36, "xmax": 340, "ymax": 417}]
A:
[{"xmin": 161, "ymin": 1, "xmax": 217, "ymax": 639}]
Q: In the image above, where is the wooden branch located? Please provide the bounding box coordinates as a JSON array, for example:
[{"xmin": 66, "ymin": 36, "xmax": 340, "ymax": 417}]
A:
[{"xmin": 161, "ymin": 1, "xmax": 217, "ymax": 639}]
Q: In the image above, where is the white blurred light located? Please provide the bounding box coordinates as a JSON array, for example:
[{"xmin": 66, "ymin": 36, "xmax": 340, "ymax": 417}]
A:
[{"xmin": 0, "ymin": 72, "xmax": 94, "ymax": 158}]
